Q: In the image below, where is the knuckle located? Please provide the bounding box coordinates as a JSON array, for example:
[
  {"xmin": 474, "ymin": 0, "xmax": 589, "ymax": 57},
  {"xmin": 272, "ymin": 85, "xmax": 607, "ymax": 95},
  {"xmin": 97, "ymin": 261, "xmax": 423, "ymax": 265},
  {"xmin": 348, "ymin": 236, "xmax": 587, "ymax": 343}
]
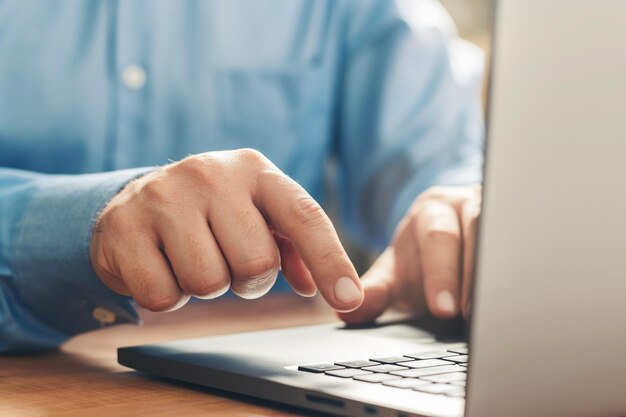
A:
[
  {"xmin": 175, "ymin": 154, "xmax": 229, "ymax": 196},
  {"xmin": 257, "ymin": 168, "xmax": 293, "ymax": 193},
  {"xmin": 289, "ymin": 195, "xmax": 328, "ymax": 228},
  {"xmin": 421, "ymin": 186, "xmax": 448, "ymax": 201},
  {"xmin": 181, "ymin": 271, "xmax": 231, "ymax": 298},
  {"xmin": 140, "ymin": 176, "xmax": 175, "ymax": 206},
  {"xmin": 237, "ymin": 255, "xmax": 279, "ymax": 280},
  {"xmin": 416, "ymin": 184, "xmax": 482, "ymax": 210},
  {"xmin": 236, "ymin": 148, "xmax": 267, "ymax": 167},
  {"xmin": 140, "ymin": 291, "xmax": 183, "ymax": 312},
  {"xmin": 176, "ymin": 155, "xmax": 213, "ymax": 182},
  {"xmin": 318, "ymin": 246, "xmax": 348, "ymax": 264},
  {"xmin": 232, "ymin": 255, "xmax": 279, "ymax": 299},
  {"xmin": 424, "ymin": 226, "xmax": 459, "ymax": 243}
]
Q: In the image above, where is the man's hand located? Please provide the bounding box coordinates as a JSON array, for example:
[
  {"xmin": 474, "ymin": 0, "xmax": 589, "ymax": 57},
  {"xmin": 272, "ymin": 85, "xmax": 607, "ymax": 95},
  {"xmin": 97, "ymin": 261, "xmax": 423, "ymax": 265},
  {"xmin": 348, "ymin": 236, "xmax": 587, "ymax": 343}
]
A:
[
  {"xmin": 339, "ymin": 185, "xmax": 481, "ymax": 324},
  {"xmin": 90, "ymin": 149, "xmax": 363, "ymax": 312}
]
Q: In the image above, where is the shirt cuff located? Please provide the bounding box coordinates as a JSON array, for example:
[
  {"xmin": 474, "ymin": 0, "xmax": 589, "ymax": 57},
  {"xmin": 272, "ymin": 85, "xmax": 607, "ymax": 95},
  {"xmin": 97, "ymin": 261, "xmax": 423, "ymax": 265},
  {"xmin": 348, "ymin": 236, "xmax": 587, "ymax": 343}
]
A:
[{"xmin": 12, "ymin": 167, "xmax": 155, "ymax": 337}]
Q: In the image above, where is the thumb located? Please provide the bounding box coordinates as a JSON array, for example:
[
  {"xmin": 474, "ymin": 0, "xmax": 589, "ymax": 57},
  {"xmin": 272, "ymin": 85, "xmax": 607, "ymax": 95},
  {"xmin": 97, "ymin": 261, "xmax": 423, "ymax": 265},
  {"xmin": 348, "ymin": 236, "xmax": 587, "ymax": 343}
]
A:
[{"xmin": 337, "ymin": 248, "xmax": 397, "ymax": 324}]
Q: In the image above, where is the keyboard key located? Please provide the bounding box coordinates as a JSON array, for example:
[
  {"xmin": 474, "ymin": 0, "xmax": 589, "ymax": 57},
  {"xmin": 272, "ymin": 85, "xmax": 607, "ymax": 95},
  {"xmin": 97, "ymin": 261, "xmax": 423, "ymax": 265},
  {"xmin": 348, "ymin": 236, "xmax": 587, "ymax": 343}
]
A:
[
  {"xmin": 446, "ymin": 390, "xmax": 466, "ymax": 398},
  {"xmin": 390, "ymin": 365, "xmax": 463, "ymax": 378},
  {"xmin": 421, "ymin": 372, "xmax": 467, "ymax": 383},
  {"xmin": 382, "ymin": 378, "xmax": 432, "ymax": 389},
  {"xmin": 402, "ymin": 359, "xmax": 452, "ymax": 369},
  {"xmin": 298, "ymin": 364, "xmax": 345, "ymax": 373},
  {"xmin": 413, "ymin": 383, "xmax": 461, "ymax": 395},
  {"xmin": 447, "ymin": 347, "xmax": 468, "ymax": 355},
  {"xmin": 404, "ymin": 351, "xmax": 457, "ymax": 360},
  {"xmin": 326, "ymin": 369, "xmax": 373, "ymax": 378},
  {"xmin": 450, "ymin": 380, "xmax": 466, "ymax": 387},
  {"xmin": 335, "ymin": 360, "xmax": 378, "ymax": 368},
  {"xmin": 362, "ymin": 364, "xmax": 408, "ymax": 373},
  {"xmin": 370, "ymin": 356, "xmax": 414, "ymax": 364},
  {"xmin": 354, "ymin": 373, "xmax": 401, "ymax": 383},
  {"xmin": 443, "ymin": 355, "xmax": 468, "ymax": 363}
]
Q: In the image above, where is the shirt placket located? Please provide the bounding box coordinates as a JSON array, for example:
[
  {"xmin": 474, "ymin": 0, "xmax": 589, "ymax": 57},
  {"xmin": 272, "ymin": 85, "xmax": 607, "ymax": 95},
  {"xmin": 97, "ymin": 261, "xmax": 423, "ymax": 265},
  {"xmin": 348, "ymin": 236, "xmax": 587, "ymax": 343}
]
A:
[{"xmin": 112, "ymin": 0, "xmax": 152, "ymax": 169}]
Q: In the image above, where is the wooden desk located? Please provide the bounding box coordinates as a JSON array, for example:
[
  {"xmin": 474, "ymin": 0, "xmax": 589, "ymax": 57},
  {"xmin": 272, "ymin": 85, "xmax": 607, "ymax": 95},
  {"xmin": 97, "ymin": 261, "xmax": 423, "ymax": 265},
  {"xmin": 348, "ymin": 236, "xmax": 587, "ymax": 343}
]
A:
[{"xmin": 0, "ymin": 295, "xmax": 338, "ymax": 417}]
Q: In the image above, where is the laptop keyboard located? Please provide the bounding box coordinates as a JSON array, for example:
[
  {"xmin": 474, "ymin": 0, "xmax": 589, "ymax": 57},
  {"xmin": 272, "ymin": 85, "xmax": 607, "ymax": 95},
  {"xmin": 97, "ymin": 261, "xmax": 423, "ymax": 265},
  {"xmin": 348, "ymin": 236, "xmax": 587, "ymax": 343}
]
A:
[{"xmin": 297, "ymin": 346, "xmax": 468, "ymax": 398}]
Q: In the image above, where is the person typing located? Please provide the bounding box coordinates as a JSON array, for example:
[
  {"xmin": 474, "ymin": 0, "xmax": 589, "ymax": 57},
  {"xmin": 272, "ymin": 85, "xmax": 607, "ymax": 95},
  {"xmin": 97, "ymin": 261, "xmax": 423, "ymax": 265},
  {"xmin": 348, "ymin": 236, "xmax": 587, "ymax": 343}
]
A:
[{"xmin": 0, "ymin": 0, "xmax": 484, "ymax": 353}]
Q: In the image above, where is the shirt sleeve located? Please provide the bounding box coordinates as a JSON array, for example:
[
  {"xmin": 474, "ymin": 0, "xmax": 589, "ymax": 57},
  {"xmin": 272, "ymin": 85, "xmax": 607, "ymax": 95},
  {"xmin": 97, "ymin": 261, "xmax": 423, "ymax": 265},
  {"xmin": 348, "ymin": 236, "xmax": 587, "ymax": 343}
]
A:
[
  {"xmin": 336, "ymin": 0, "xmax": 485, "ymax": 249},
  {"xmin": 0, "ymin": 167, "xmax": 154, "ymax": 353}
]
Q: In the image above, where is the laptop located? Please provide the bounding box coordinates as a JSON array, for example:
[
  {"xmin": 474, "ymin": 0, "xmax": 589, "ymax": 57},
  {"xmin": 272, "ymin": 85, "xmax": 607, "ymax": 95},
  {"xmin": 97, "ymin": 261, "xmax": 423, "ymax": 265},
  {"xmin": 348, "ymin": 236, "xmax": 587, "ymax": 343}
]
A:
[{"xmin": 118, "ymin": 1, "xmax": 626, "ymax": 416}]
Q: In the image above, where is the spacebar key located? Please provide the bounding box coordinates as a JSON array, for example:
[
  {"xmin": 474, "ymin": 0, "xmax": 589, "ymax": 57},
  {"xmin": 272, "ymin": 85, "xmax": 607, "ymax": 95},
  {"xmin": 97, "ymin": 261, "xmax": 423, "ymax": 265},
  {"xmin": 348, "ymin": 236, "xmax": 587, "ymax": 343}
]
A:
[{"xmin": 390, "ymin": 365, "xmax": 463, "ymax": 378}]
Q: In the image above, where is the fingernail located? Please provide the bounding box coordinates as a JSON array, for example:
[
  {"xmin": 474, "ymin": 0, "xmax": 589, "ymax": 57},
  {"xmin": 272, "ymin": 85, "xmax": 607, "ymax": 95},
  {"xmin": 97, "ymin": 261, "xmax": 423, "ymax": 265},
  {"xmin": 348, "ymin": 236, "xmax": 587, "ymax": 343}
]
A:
[
  {"xmin": 334, "ymin": 277, "xmax": 362, "ymax": 304},
  {"xmin": 194, "ymin": 284, "xmax": 230, "ymax": 300},
  {"xmin": 239, "ymin": 269, "xmax": 279, "ymax": 299},
  {"xmin": 436, "ymin": 290, "xmax": 456, "ymax": 315},
  {"xmin": 251, "ymin": 268, "xmax": 279, "ymax": 283},
  {"xmin": 297, "ymin": 288, "xmax": 318, "ymax": 298},
  {"xmin": 163, "ymin": 294, "xmax": 191, "ymax": 312}
]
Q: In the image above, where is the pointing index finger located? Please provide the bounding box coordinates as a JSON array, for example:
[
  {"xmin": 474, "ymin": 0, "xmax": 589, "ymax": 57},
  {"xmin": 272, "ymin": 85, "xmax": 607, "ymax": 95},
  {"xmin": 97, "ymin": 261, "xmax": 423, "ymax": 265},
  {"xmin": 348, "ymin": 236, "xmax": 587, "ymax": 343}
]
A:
[{"xmin": 255, "ymin": 170, "xmax": 363, "ymax": 311}]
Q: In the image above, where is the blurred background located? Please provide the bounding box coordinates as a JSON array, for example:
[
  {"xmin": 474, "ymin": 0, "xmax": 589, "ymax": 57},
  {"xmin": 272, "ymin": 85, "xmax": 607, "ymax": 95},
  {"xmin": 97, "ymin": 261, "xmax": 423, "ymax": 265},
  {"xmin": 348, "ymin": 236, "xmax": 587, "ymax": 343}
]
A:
[
  {"xmin": 441, "ymin": 0, "xmax": 491, "ymax": 52},
  {"xmin": 444, "ymin": 0, "xmax": 492, "ymax": 105},
  {"xmin": 339, "ymin": 0, "xmax": 493, "ymax": 273}
]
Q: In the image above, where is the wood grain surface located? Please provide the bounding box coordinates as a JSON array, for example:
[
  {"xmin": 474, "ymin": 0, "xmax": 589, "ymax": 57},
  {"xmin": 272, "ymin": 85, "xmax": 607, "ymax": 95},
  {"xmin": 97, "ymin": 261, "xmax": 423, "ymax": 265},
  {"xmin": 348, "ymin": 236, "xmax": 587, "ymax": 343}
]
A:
[{"xmin": 0, "ymin": 295, "xmax": 338, "ymax": 417}]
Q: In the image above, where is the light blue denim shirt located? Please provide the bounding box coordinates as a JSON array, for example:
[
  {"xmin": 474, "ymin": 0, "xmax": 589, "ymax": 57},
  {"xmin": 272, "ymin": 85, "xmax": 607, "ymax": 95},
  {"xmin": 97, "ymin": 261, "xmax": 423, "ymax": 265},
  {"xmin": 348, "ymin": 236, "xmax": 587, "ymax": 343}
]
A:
[{"xmin": 0, "ymin": 0, "xmax": 484, "ymax": 352}]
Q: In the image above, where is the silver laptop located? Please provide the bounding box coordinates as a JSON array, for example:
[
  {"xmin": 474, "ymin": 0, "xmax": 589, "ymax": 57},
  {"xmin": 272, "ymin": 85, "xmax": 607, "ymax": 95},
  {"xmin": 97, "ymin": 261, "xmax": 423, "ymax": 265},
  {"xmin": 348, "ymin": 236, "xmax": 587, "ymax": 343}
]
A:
[{"xmin": 118, "ymin": 2, "xmax": 626, "ymax": 416}]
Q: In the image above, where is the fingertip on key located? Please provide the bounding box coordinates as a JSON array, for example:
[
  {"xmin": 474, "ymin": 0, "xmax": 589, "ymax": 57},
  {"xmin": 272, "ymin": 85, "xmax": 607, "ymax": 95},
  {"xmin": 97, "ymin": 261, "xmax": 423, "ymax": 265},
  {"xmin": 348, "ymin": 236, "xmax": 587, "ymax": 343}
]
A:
[{"xmin": 435, "ymin": 290, "xmax": 457, "ymax": 317}]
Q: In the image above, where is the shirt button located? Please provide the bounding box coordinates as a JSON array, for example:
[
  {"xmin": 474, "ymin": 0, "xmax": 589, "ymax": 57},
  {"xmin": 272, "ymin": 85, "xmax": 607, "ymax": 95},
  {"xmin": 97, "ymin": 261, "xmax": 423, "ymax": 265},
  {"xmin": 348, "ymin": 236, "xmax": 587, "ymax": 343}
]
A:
[
  {"xmin": 122, "ymin": 64, "xmax": 147, "ymax": 90},
  {"xmin": 92, "ymin": 307, "xmax": 116, "ymax": 325}
]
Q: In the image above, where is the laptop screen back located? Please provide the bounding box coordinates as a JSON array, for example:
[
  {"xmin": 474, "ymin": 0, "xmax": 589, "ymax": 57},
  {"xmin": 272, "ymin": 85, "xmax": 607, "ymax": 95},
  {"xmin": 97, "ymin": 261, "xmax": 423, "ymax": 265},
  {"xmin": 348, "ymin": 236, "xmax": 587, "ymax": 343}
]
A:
[{"xmin": 466, "ymin": 1, "xmax": 626, "ymax": 416}]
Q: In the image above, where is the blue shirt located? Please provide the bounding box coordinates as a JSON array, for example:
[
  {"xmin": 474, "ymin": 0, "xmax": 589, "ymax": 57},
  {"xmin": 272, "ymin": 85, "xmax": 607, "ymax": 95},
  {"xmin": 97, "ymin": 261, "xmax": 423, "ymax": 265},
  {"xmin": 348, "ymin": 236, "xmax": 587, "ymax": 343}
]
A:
[{"xmin": 0, "ymin": 0, "xmax": 484, "ymax": 353}]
